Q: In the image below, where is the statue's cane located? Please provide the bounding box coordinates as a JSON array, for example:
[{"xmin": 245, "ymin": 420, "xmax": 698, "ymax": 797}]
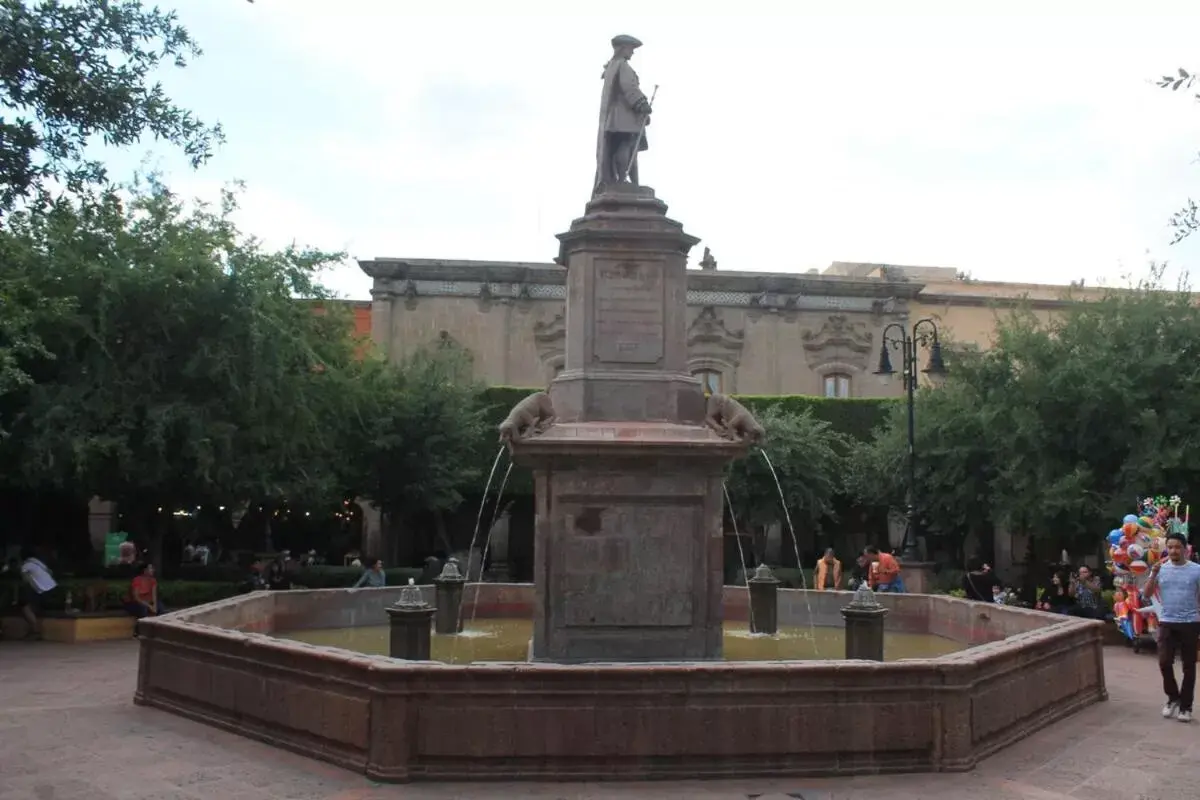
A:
[{"xmin": 623, "ymin": 84, "xmax": 659, "ymax": 181}]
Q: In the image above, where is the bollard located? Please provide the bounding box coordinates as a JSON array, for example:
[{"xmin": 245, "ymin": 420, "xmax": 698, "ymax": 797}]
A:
[
  {"xmin": 748, "ymin": 563, "xmax": 780, "ymax": 635},
  {"xmin": 386, "ymin": 579, "xmax": 435, "ymax": 660},
  {"xmin": 841, "ymin": 582, "xmax": 889, "ymax": 661},
  {"xmin": 433, "ymin": 559, "xmax": 467, "ymax": 634}
]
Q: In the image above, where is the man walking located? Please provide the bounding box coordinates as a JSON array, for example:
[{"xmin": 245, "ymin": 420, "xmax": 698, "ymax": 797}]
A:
[{"xmin": 1143, "ymin": 532, "xmax": 1200, "ymax": 722}]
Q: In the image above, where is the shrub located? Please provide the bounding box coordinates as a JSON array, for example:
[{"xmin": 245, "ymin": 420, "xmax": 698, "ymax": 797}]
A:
[
  {"xmin": 0, "ymin": 578, "xmax": 244, "ymax": 611},
  {"xmin": 292, "ymin": 565, "xmax": 426, "ymax": 589}
]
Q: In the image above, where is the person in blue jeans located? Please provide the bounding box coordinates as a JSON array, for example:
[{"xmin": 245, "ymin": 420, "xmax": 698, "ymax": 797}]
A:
[
  {"xmin": 865, "ymin": 546, "xmax": 905, "ymax": 593},
  {"xmin": 1144, "ymin": 533, "xmax": 1200, "ymax": 724}
]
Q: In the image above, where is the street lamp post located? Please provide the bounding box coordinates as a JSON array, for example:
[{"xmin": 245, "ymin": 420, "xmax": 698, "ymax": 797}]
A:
[{"xmin": 873, "ymin": 318, "xmax": 948, "ymax": 562}]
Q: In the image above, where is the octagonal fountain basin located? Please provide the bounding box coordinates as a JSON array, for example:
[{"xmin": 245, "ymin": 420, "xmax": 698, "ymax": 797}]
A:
[{"xmin": 134, "ymin": 583, "xmax": 1106, "ymax": 783}]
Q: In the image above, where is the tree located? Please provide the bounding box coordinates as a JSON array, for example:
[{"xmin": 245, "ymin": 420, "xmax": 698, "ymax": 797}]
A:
[
  {"xmin": 0, "ymin": 180, "xmax": 357, "ymax": 567},
  {"xmin": 0, "ymin": 0, "xmax": 221, "ymax": 210},
  {"xmin": 337, "ymin": 342, "xmax": 488, "ymax": 562},
  {"xmin": 849, "ymin": 270, "xmax": 1200, "ymax": 564},
  {"xmin": 1156, "ymin": 67, "xmax": 1200, "ymax": 243},
  {"xmin": 723, "ymin": 405, "xmax": 849, "ymax": 563},
  {"xmin": 845, "ymin": 359, "xmax": 1002, "ymax": 563}
]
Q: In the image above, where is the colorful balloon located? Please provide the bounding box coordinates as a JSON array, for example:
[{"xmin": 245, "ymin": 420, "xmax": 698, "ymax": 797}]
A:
[
  {"xmin": 1122, "ymin": 521, "xmax": 1139, "ymax": 538},
  {"xmin": 1107, "ymin": 529, "xmax": 1123, "ymax": 546},
  {"xmin": 1123, "ymin": 514, "xmax": 1139, "ymax": 525},
  {"xmin": 1129, "ymin": 560, "xmax": 1149, "ymax": 575}
]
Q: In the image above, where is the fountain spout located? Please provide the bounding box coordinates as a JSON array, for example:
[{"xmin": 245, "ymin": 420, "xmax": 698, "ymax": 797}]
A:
[
  {"xmin": 841, "ymin": 580, "xmax": 889, "ymax": 661},
  {"xmin": 747, "ymin": 564, "xmax": 780, "ymax": 635},
  {"xmin": 386, "ymin": 578, "xmax": 436, "ymax": 660}
]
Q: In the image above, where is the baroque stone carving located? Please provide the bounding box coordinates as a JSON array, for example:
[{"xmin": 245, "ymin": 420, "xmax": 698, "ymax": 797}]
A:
[
  {"xmin": 402, "ymin": 279, "xmax": 419, "ymax": 310},
  {"xmin": 801, "ymin": 314, "xmax": 873, "ymax": 356},
  {"xmin": 687, "ymin": 306, "xmax": 744, "ymax": 355},
  {"xmin": 699, "ymin": 247, "xmax": 718, "ymax": 271},
  {"xmin": 532, "ymin": 311, "xmax": 567, "ymax": 368},
  {"xmin": 704, "ymin": 393, "xmax": 764, "ymax": 445},
  {"xmin": 498, "ymin": 391, "xmax": 556, "ymax": 444}
]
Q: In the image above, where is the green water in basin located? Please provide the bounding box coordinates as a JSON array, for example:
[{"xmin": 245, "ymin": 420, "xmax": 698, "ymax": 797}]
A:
[{"xmin": 274, "ymin": 619, "xmax": 964, "ymax": 663}]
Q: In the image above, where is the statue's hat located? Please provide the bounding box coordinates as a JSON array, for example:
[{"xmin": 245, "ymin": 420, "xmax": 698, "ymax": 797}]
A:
[{"xmin": 611, "ymin": 34, "xmax": 643, "ymax": 49}]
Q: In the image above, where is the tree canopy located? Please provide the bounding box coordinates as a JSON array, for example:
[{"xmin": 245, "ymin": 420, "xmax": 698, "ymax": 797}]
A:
[
  {"xmin": 849, "ymin": 273, "xmax": 1200, "ymax": 558},
  {"xmin": 0, "ymin": 0, "xmax": 221, "ymax": 210},
  {"xmin": 1157, "ymin": 67, "xmax": 1200, "ymax": 243},
  {"xmin": 724, "ymin": 405, "xmax": 849, "ymax": 535},
  {"xmin": 0, "ymin": 180, "xmax": 488, "ymax": 565}
]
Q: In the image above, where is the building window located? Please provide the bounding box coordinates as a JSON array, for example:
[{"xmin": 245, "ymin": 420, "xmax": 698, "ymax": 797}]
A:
[
  {"xmin": 823, "ymin": 373, "xmax": 851, "ymax": 399},
  {"xmin": 694, "ymin": 369, "xmax": 723, "ymax": 395}
]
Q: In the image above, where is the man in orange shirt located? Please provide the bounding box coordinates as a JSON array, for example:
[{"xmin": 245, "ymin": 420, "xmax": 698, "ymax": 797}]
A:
[{"xmin": 866, "ymin": 546, "xmax": 905, "ymax": 593}]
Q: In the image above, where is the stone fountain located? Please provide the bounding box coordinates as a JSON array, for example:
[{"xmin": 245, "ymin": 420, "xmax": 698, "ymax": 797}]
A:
[{"xmin": 131, "ymin": 33, "xmax": 1109, "ymax": 784}]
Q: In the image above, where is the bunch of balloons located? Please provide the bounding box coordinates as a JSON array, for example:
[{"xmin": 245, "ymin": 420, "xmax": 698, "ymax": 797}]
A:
[{"xmin": 1105, "ymin": 495, "xmax": 1190, "ymax": 642}]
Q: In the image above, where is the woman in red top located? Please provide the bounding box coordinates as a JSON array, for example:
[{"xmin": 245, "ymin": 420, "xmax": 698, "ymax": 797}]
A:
[{"xmin": 124, "ymin": 563, "xmax": 165, "ymax": 618}]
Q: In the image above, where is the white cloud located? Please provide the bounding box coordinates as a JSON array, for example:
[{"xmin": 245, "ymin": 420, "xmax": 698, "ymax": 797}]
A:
[{"xmin": 111, "ymin": 0, "xmax": 1200, "ymax": 297}]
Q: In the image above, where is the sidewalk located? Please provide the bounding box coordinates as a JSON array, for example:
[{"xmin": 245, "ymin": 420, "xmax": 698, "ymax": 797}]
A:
[{"xmin": 0, "ymin": 640, "xmax": 1196, "ymax": 799}]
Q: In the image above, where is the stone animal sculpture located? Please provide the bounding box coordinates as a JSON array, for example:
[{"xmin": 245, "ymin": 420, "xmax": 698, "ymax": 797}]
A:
[
  {"xmin": 498, "ymin": 391, "xmax": 556, "ymax": 443},
  {"xmin": 705, "ymin": 393, "xmax": 765, "ymax": 445}
]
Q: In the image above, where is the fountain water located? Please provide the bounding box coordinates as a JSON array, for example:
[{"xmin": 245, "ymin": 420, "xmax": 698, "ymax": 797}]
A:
[
  {"xmin": 723, "ymin": 482, "xmax": 756, "ymax": 635},
  {"xmin": 759, "ymin": 448, "xmax": 822, "ymax": 654}
]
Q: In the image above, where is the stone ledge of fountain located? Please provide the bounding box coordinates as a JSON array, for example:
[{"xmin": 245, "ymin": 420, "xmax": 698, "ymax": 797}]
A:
[{"xmin": 134, "ymin": 583, "xmax": 1106, "ymax": 783}]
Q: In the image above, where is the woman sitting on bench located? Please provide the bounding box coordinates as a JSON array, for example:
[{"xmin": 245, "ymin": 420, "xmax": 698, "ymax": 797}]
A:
[{"xmin": 124, "ymin": 563, "xmax": 165, "ymax": 618}]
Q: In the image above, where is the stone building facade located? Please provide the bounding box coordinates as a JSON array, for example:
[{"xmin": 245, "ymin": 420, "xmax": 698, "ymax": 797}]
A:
[{"xmin": 357, "ymin": 255, "xmax": 1088, "ymax": 398}]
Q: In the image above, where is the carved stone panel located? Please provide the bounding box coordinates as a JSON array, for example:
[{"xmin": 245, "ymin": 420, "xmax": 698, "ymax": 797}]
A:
[
  {"xmin": 801, "ymin": 314, "xmax": 873, "ymax": 369},
  {"xmin": 533, "ymin": 311, "xmax": 566, "ymax": 364},
  {"xmin": 686, "ymin": 306, "xmax": 744, "ymax": 359},
  {"xmin": 592, "ymin": 260, "xmax": 665, "ymax": 365},
  {"xmin": 557, "ymin": 501, "xmax": 699, "ymax": 628}
]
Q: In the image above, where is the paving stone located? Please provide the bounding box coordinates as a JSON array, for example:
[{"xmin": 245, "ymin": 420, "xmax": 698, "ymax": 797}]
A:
[{"xmin": 1, "ymin": 639, "xmax": 1198, "ymax": 798}]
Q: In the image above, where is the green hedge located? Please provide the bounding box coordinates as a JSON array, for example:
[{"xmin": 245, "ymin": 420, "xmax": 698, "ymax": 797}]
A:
[
  {"xmin": 481, "ymin": 388, "xmax": 893, "ymax": 443},
  {"xmin": 291, "ymin": 565, "xmax": 427, "ymax": 588},
  {"xmin": 0, "ymin": 578, "xmax": 244, "ymax": 611}
]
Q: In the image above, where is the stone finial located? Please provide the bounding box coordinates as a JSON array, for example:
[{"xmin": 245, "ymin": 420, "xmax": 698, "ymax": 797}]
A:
[
  {"xmin": 699, "ymin": 246, "xmax": 718, "ymax": 271},
  {"xmin": 847, "ymin": 581, "xmax": 882, "ymax": 610},
  {"xmin": 394, "ymin": 578, "xmax": 429, "ymax": 609},
  {"xmin": 749, "ymin": 563, "xmax": 779, "ymax": 583},
  {"xmin": 437, "ymin": 559, "xmax": 465, "ymax": 582}
]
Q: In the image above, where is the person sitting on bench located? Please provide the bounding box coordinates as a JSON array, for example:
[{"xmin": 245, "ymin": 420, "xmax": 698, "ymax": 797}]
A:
[{"xmin": 124, "ymin": 562, "xmax": 165, "ymax": 618}]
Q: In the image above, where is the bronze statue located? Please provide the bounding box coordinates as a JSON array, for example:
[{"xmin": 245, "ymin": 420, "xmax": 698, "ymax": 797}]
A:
[
  {"xmin": 498, "ymin": 391, "xmax": 556, "ymax": 444},
  {"xmin": 704, "ymin": 393, "xmax": 765, "ymax": 445},
  {"xmin": 593, "ymin": 34, "xmax": 652, "ymax": 194}
]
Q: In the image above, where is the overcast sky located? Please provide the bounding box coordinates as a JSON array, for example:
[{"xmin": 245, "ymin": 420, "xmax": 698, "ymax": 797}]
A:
[{"xmin": 106, "ymin": 0, "xmax": 1200, "ymax": 299}]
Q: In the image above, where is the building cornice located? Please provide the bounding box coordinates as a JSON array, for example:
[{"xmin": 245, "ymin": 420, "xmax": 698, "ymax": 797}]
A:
[{"xmin": 358, "ymin": 257, "xmax": 926, "ymax": 303}]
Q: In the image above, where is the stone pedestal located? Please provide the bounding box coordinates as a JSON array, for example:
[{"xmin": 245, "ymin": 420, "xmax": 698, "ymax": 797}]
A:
[
  {"xmin": 386, "ymin": 580, "xmax": 435, "ymax": 661},
  {"xmin": 433, "ymin": 560, "xmax": 465, "ymax": 635},
  {"xmin": 842, "ymin": 583, "xmax": 889, "ymax": 661},
  {"xmin": 483, "ymin": 510, "xmax": 511, "ymax": 581},
  {"xmin": 901, "ymin": 560, "xmax": 937, "ymax": 594},
  {"xmin": 513, "ymin": 185, "xmax": 746, "ymax": 662},
  {"xmin": 748, "ymin": 564, "xmax": 780, "ymax": 635}
]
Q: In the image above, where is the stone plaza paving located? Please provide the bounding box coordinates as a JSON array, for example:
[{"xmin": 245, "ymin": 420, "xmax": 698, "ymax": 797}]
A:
[{"xmin": 0, "ymin": 640, "xmax": 1196, "ymax": 800}]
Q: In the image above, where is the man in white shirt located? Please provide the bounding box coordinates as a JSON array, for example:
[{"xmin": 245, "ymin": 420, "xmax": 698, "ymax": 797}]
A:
[
  {"xmin": 19, "ymin": 547, "xmax": 57, "ymax": 640},
  {"xmin": 1144, "ymin": 533, "xmax": 1200, "ymax": 723}
]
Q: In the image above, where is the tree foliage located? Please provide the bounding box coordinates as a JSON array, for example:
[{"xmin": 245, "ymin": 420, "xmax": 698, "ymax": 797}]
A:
[
  {"xmin": 0, "ymin": 0, "xmax": 221, "ymax": 211},
  {"xmin": 849, "ymin": 270, "xmax": 1200, "ymax": 555},
  {"xmin": 1156, "ymin": 67, "xmax": 1200, "ymax": 243},
  {"xmin": 0, "ymin": 180, "xmax": 488, "ymax": 567},
  {"xmin": 724, "ymin": 405, "xmax": 849, "ymax": 533},
  {"xmin": 337, "ymin": 342, "xmax": 487, "ymax": 520}
]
